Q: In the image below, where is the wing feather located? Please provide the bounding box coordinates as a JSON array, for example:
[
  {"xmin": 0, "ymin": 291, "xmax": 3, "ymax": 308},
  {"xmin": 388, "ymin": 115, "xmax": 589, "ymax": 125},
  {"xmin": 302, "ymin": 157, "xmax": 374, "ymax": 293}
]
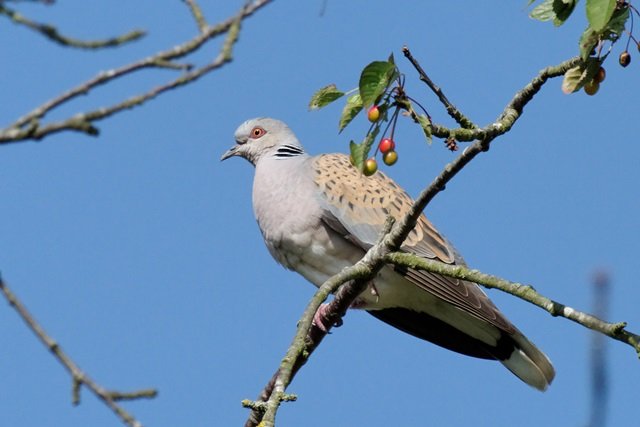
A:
[{"xmin": 312, "ymin": 153, "xmax": 515, "ymax": 333}]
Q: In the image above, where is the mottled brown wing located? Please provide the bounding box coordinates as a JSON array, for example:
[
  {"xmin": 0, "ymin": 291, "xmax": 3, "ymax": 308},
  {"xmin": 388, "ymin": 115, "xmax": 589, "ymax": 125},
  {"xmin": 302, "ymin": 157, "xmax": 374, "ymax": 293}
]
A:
[{"xmin": 312, "ymin": 153, "xmax": 515, "ymax": 333}]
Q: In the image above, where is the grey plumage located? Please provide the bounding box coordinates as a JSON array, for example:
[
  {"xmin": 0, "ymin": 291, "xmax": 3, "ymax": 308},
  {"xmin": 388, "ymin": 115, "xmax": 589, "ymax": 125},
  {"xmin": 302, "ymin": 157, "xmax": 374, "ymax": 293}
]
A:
[{"xmin": 221, "ymin": 117, "xmax": 555, "ymax": 390}]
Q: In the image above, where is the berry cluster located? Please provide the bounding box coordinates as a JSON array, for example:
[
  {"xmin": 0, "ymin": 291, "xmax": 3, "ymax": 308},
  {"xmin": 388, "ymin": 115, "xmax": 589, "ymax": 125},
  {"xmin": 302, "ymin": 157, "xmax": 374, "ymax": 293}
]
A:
[
  {"xmin": 585, "ymin": 2, "xmax": 640, "ymax": 95},
  {"xmin": 362, "ymin": 105, "xmax": 399, "ymax": 176}
]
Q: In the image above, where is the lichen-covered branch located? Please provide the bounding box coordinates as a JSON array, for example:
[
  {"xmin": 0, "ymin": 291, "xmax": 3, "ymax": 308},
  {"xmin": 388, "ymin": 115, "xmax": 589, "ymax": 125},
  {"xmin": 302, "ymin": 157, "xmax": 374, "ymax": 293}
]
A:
[
  {"xmin": 244, "ymin": 53, "xmax": 600, "ymax": 427},
  {"xmin": 402, "ymin": 46, "xmax": 581, "ymax": 144},
  {"xmin": 388, "ymin": 54, "xmax": 583, "ymax": 249},
  {"xmin": 0, "ymin": 3, "xmax": 145, "ymax": 49},
  {"xmin": 0, "ymin": 0, "xmax": 273, "ymax": 144},
  {"xmin": 384, "ymin": 252, "xmax": 640, "ymax": 355},
  {"xmin": 0, "ymin": 276, "xmax": 157, "ymax": 427}
]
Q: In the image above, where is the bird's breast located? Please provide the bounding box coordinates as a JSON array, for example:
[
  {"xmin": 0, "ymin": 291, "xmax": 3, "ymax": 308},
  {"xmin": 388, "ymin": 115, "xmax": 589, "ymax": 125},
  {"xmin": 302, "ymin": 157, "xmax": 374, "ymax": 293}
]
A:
[{"xmin": 252, "ymin": 160, "xmax": 363, "ymax": 286}]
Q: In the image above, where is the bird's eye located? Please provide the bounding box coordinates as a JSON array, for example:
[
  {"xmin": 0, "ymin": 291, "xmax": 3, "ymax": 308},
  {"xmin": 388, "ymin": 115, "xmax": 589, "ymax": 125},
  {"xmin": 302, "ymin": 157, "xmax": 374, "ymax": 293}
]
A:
[{"xmin": 250, "ymin": 126, "xmax": 266, "ymax": 139}]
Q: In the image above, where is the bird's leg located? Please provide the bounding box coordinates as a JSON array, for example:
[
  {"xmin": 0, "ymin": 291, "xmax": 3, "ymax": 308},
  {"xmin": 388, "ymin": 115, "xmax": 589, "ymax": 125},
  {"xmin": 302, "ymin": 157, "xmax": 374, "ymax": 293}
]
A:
[
  {"xmin": 312, "ymin": 303, "xmax": 343, "ymax": 332},
  {"xmin": 312, "ymin": 281, "xmax": 377, "ymax": 332},
  {"xmin": 350, "ymin": 281, "xmax": 379, "ymax": 308}
]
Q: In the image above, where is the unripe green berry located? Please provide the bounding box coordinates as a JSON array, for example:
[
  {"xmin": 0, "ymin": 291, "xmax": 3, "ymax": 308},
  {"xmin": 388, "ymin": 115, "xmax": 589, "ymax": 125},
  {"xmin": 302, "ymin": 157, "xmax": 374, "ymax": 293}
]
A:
[
  {"xmin": 383, "ymin": 150, "xmax": 398, "ymax": 166},
  {"xmin": 363, "ymin": 157, "xmax": 378, "ymax": 176}
]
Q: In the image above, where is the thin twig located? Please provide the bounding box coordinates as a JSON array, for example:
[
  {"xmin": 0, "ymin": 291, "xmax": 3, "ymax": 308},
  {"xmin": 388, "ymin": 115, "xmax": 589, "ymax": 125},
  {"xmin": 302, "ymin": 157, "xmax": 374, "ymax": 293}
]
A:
[
  {"xmin": 402, "ymin": 45, "xmax": 476, "ymax": 129},
  {"xmin": 184, "ymin": 0, "xmax": 208, "ymax": 33},
  {"xmin": 0, "ymin": 0, "xmax": 273, "ymax": 144},
  {"xmin": 5, "ymin": 9, "xmax": 246, "ymax": 142},
  {"xmin": 0, "ymin": 4, "xmax": 145, "ymax": 49},
  {"xmin": 0, "ymin": 276, "xmax": 157, "ymax": 427}
]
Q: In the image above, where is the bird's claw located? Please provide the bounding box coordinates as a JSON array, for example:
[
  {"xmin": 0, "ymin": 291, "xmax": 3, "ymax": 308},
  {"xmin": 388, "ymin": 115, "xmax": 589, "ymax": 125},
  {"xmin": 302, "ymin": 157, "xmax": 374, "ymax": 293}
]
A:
[{"xmin": 312, "ymin": 303, "xmax": 342, "ymax": 333}]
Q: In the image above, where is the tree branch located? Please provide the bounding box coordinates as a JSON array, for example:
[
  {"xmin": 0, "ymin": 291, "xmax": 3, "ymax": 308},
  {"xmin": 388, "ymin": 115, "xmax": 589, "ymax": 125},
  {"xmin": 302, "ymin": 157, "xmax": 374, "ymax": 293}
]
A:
[
  {"xmin": 384, "ymin": 253, "xmax": 640, "ymax": 354},
  {"xmin": 0, "ymin": 0, "xmax": 273, "ymax": 144},
  {"xmin": 0, "ymin": 275, "xmax": 157, "ymax": 427},
  {"xmin": 244, "ymin": 53, "xmax": 594, "ymax": 427},
  {"xmin": 0, "ymin": 3, "xmax": 145, "ymax": 49},
  {"xmin": 402, "ymin": 46, "xmax": 581, "ymax": 145},
  {"xmin": 183, "ymin": 0, "xmax": 208, "ymax": 33},
  {"xmin": 402, "ymin": 46, "xmax": 476, "ymax": 129}
]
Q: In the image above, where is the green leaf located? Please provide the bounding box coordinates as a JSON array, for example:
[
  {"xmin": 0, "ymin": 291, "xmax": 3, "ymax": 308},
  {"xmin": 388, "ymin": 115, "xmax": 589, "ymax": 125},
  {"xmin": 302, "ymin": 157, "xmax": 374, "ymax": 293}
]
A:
[
  {"xmin": 579, "ymin": 26, "xmax": 599, "ymax": 60},
  {"xmin": 349, "ymin": 140, "xmax": 365, "ymax": 171},
  {"xmin": 338, "ymin": 93, "xmax": 363, "ymax": 132},
  {"xmin": 562, "ymin": 65, "xmax": 584, "ymax": 94},
  {"xmin": 349, "ymin": 128, "xmax": 381, "ymax": 171},
  {"xmin": 561, "ymin": 58, "xmax": 602, "ymax": 94},
  {"xmin": 387, "ymin": 52, "xmax": 395, "ymax": 65},
  {"xmin": 530, "ymin": 0, "xmax": 555, "ymax": 21},
  {"xmin": 553, "ymin": 0, "xmax": 577, "ymax": 26},
  {"xmin": 417, "ymin": 114, "xmax": 432, "ymax": 144},
  {"xmin": 309, "ymin": 84, "xmax": 345, "ymax": 110},
  {"xmin": 578, "ymin": 6, "xmax": 628, "ymax": 60},
  {"xmin": 363, "ymin": 126, "xmax": 380, "ymax": 156},
  {"xmin": 603, "ymin": 6, "xmax": 629, "ymax": 41},
  {"xmin": 586, "ymin": 0, "xmax": 617, "ymax": 32},
  {"xmin": 358, "ymin": 61, "xmax": 397, "ymax": 108}
]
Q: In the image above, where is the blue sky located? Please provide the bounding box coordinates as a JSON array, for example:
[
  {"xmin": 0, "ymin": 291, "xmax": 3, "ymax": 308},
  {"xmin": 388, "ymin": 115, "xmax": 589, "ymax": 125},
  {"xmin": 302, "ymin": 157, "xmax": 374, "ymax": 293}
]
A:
[{"xmin": 2, "ymin": 1, "xmax": 639, "ymax": 426}]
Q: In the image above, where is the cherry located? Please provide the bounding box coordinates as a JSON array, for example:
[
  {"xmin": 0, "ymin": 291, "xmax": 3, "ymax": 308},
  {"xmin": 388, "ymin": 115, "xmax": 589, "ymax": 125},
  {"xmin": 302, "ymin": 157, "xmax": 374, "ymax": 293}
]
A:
[
  {"xmin": 378, "ymin": 138, "xmax": 395, "ymax": 154},
  {"xmin": 367, "ymin": 105, "xmax": 380, "ymax": 122},
  {"xmin": 595, "ymin": 67, "xmax": 606, "ymax": 83},
  {"xmin": 383, "ymin": 150, "xmax": 398, "ymax": 166},
  {"xmin": 619, "ymin": 51, "xmax": 631, "ymax": 67},
  {"xmin": 363, "ymin": 157, "xmax": 378, "ymax": 176},
  {"xmin": 584, "ymin": 80, "xmax": 599, "ymax": 96}
]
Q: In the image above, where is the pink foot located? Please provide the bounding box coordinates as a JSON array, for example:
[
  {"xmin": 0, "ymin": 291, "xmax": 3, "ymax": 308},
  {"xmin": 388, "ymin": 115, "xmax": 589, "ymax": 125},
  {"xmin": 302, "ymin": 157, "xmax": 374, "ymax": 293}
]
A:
[{"xmin": 312, "ymin": 303, "xmax": 343, "ymax": 333}]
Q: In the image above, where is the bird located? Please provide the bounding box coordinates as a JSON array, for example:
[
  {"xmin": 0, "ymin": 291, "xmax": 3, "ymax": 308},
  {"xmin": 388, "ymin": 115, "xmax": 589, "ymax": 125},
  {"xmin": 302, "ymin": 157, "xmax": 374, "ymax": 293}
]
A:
[{"xmin": 221, "ymin": 117, "xmax": 555, "ymax": 391}]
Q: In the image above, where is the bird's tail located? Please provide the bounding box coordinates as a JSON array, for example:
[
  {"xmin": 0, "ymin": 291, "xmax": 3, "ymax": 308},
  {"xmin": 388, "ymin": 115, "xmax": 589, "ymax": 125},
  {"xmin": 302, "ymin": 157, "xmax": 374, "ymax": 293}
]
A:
[{"xmin": 499, "ymin": 331, "xmax": 555, "ymax": 391}]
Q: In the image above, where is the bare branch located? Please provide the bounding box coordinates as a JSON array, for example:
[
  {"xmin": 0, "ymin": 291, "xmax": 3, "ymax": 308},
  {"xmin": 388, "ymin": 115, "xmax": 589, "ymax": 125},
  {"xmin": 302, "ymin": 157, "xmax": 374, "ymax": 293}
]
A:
[
  {"xmin": 0, "ymin": 3, "xmax": 145, "ymax": 49},
  {"xmin": 183, "ymin": 0, "xmax": 208, "ymax": 33},
  {"xmin": 0, "ymin": 276, "xmax": 157, "ymax": 427},
  {"xmin": 0, "ymin": 0, "xmax": 273, "ymax": 144},
  {"xmin": 402, "ymin": 46, "xmax": 476, "ymax": 129}
]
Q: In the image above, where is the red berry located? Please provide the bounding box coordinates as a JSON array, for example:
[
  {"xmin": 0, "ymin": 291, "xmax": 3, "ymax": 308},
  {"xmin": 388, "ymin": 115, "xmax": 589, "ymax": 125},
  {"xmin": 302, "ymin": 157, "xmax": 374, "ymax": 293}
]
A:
[
  {"xmin": 367, "ymin": 105, "xmax": 380, "ymax": 122},
  {"xmin": 595, "ymin": 67, "xmax": 606, "ymax": 83},
  {"xmin": 383, "ymin": 150, "xmax": 398, "ymax": 166},
  {"xmin": 378, "ymin": 138, "xmax": 395, "ymax": 154},
  {"xmin": 363, "ymin": 158, "xmax": 378, "ymax": 176}
]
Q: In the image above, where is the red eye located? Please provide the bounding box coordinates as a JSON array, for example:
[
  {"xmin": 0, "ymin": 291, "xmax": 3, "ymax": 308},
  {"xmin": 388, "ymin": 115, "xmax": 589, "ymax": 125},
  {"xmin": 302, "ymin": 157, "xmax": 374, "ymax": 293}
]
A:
[{"xmin": 250, "ymin": 126, "xmax": 266, "ymax": 139}]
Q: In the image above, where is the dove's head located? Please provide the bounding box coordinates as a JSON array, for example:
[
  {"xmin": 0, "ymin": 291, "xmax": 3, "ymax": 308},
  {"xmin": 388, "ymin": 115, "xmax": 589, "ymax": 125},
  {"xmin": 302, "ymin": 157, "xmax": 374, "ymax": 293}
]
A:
[{"xmin": 221, "ymin": 118, "xmax": 304, "ymax": 166}]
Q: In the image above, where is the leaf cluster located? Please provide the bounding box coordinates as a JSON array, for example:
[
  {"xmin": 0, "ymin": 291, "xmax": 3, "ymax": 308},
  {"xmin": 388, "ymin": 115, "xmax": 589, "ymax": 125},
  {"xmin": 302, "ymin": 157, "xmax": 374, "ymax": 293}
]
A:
[
  {"xmin": 530, "ymin": 0, "xmax": 629, "ymax": 57},
  {"xmin": 309, "ymin": 55, "xmax": 431, "ymax": 171}
]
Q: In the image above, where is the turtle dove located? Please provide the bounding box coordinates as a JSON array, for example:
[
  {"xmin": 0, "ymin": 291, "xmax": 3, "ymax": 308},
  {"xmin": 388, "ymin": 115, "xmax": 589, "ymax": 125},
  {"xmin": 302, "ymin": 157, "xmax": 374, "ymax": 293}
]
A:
[{"xmin": 221, "ymin": 117, "xmax": 555, "ymax": 390}]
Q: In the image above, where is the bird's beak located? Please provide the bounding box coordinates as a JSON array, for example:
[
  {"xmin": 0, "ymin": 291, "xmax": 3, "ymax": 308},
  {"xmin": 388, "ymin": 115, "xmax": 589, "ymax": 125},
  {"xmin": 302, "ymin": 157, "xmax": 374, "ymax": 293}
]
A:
[{"xmin": 220, "ymin": 145, "xmax": 239, "ymax": 161}]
